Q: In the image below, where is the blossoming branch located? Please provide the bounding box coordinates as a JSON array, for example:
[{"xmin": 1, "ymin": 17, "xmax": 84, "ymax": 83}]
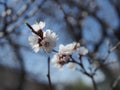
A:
[
  {"xmin": 26, "ymin": 21, "xmax": 100, "ymax": 90},
  {"xmin": 26, "ymin": 21, "xmax": 89, "ymax": 70},
  {"xmin": 27, "ymin": 21, "xmax": 57, "ymax": 53}
]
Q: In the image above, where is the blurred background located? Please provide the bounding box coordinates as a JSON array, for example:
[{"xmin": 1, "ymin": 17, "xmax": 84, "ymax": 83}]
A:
[{"xmin": 0, "ymin": 0, "xmax": 120, "ymax": 90}]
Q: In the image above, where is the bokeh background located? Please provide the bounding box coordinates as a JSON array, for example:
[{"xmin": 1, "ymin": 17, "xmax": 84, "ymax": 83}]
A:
[{"xmin": 0, "ymin": 0, "xmax": 120, "ymax": 90}]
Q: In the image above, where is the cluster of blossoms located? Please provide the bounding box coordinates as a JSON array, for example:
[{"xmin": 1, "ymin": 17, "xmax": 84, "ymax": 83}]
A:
[
  {"xmin": 51, "ymin": 42, "xmax": 88, "ymax": 69},
  {"xmin": 28, "ymin": 21, "xmax": 88, "ymax": 69},
  {"xmin": 28, "ymin": 21, "xmax": 57, "ymax": 53}
]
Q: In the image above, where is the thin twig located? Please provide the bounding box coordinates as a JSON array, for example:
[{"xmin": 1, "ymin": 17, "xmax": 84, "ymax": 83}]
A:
[
  {"xmin": 47, "ymin": 56, "xmax": 52, "ymax": 90},
  {"xmin": 6, "ymin": 36, "xmax": 25, "ymax": 90},
  {"xmin": 110, "ymin": 41, "xmax": 120, "ymax": 52},
  {"xmin": 25, "ymin": 22, "xmax": 39, "ymax": 35},
  {"xmin": 91, "ymin": 75, "xmax": 97, "ymax": 90},
  {"xmin": 79, "ymin": 57, "xmax": 97, "ymax": 90},
  {"xmin": 70, "ymin": 56, "xmax": 97, "ymax": 90},
  {"xmin": 54, "ymin": 0, "xmax": 82, "ymax": 41},
  {"xmin": 52, "ymin": 49, "xmax": 58, "ymax": 53}
]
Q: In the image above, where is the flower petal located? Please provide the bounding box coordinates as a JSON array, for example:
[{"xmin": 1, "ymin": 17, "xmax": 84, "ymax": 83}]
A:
[
  {"xmin": 39, "ymin": 21, "xmax": 45, "ymax": 29},
  {"xmin": 33, "ymin": 44, "xmax": 39, "ymax": 53},
  {"xmin": 32, "ymin": 24, "xmax": 40, "ymax": 31},
  {"xmin": 33, "ymin": 47, "xmax": 40, "ymax": 53},
  {"xmin": 78, "ymin": 47, "xmax": 88, "ymax": 55},
  {"xmin": 67, "ymin": 62, "xmax": 76, "ymax": 70},
  {"xmin": 45, "ymin": 29, "xmax": 51, "ymax": 37}
]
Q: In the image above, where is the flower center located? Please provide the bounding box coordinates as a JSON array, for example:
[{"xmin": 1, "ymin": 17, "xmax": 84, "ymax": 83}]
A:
[
  {"xmin": 44, "ymin": 42, "xmax": 50, "ymax": 47},
  {"xmin": 38, "ymin": 38, "xmax": 42, "ymax": 46},
  {"xmin": 58, "ymin": 54, "xmax": 70, "ymax": 65}
]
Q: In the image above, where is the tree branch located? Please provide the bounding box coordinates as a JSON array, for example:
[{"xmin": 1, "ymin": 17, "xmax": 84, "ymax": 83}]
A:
[{"xmin": 47, "ymin": 56, "xmax": 52, "ymax": 90}]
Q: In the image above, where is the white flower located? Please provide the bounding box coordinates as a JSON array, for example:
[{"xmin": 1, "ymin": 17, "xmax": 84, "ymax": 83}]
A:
[
  {"xmin": 41, "ymin": 29, "xmax": 57, "ymax": 53},
  {"xmin": 32, "ymin": 21, "xmax": 45, "ymax": 31},
  {"xmin": 77, "ymin": 46, "xmax": 88, "ymax": 55},
  {"xmin": 59, "ymin": 42, "xmax": 80, "ymax": 54},
  {"xmin": 51, "ymin": 53, "xmax": 63, "ymax": 68},
  {"xmin": 52, "ymin": 53, "xmax": 70, "ymax": 68},
  {"xmin": 52, "ymin": 42, "xmax": 79, "ymax": 69},
  {"xmin": 28, "ymin": 22, "xmax": 57, "ymax": 53},
  {"xmin": 51, "ymin": 42, "xmax": 88, "ymax": 69}
]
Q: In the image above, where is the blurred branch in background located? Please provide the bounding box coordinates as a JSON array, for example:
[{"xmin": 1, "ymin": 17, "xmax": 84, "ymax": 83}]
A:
[{"xmin": 0, "ymin": 0, "xmax": 48, "ymax": 90}]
